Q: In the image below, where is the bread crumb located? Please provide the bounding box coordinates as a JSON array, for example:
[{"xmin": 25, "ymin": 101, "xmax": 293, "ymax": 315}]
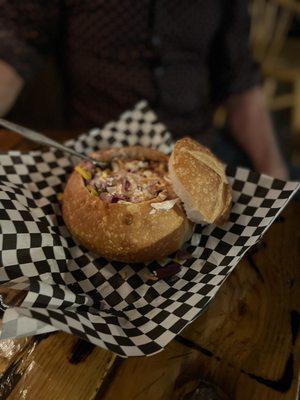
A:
[
  {"xmin": 145, "ymin": 273, "xmax": 158, "ymax": 281},
  {"xmin": 120, "ymin": 271, "xmax": 128, "ymax": 280}
]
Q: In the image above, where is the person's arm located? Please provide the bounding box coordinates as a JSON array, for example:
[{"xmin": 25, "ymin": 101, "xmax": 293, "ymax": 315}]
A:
[
  {"xmin": 226, "ymin": 87, "xmax": 288, "ymax": 179},
  {"xmin": 0, "ymin": 1, "xmax": 60, "ymax": 116},
  {"xmin": 0, "ymin": 60, "xmax": 24, "ymax": 117},
  {"xmin": 209, "ymin": 1, "xmax": 288, "ymax": 179}
]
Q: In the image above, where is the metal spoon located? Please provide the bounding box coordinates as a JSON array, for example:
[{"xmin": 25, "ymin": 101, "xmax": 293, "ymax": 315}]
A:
[{"xmin": 0, "ymin": 118, "xmax": 108, "ymax": 169}]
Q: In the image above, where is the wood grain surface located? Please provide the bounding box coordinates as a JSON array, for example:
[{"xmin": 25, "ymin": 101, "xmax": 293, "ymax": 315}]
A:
[
  {"xmin": 0, "ymin": 130, "xmax": 299, "ymax": 400},
  {"xmin": 4, "ymin": 334, "xmax": 115, "ymax": 400},
  {"xmin": 101, "ymin": 206, "xmax": 300, "ymax": 400}
]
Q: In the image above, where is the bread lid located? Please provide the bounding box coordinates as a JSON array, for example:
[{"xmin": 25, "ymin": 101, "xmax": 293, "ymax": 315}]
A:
[{"xmin": 168, "ymin": 138, "xmax": 232, "ymax": 225}]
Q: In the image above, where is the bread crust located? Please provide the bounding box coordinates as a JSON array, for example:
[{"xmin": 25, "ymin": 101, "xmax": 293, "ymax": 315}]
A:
[
  {"xmin": 62, "ymin": 146, "xmax": 194, "ymax": 262},
  {"xmin": 169, "ymin": 138, "xmax": 232, "ymax": 225}
]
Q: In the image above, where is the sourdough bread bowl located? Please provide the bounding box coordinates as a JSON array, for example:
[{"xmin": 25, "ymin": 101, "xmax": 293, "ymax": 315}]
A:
[
  {"xmin": 62, "ymin": 146, "xmax": 194, "ymax": 262},
  {"xmin": 62, "ymin": 139, "xmax": 231, "ymax": 262}
]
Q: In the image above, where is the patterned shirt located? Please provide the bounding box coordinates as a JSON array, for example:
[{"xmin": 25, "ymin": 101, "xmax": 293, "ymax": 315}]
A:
[{"xmin": 0, "ymin": 0, "xmax": 260, "ymax": 136}]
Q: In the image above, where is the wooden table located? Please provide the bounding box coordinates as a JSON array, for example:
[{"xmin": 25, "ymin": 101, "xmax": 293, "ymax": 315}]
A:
[{"xmin": 0, "ymin": 130, "xmax": 299, "ymax": 400}]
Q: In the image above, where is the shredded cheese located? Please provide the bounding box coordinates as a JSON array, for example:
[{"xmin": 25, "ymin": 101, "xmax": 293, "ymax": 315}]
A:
[
  {"xmin": 150, "ymin": 198, "xmax": 178, "ymax": 211},
  {"xmin": 75, "ymin": 165, "xmax": 92, "ymax": 180}
]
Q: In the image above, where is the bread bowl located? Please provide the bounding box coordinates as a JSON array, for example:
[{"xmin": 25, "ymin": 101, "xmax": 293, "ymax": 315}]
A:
[
  {"xmin": 62, "ymin": 146, "xmax": 194, "ymax": 262},
  {"xmin": 62, "ymin": 139, "xmax": 232, "ymax": 262}
]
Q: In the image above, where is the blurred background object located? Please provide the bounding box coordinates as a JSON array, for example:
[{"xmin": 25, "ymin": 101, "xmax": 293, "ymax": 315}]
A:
[
  {"xmin": 214, "ymin": 0, "xmax": 300, "ymax": 168},
  {"xmin": 250, "ymin": 0, "xmax": 300, "ymax": 165}
]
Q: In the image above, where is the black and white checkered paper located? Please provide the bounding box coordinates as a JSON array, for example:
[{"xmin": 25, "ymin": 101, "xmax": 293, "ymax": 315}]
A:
[{"xmin": 0, "ymin": 102, "xmax": 299, "ymax": 356}]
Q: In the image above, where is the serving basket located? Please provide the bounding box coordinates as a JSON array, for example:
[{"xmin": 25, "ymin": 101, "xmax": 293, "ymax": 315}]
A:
[{"xmin": 0, "ymin": 101, "xmax": 299, "ymax": 357}]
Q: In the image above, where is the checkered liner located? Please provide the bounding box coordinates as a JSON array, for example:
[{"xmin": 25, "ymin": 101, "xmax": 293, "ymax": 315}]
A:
[{"xmin": 0, "ymin": 101, "xmax": 299, "ymax": 356}]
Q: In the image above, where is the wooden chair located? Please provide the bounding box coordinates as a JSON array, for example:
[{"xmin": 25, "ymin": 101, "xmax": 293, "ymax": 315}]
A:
[{"xmin": 249, "ymin": 0, "xmax": 300, "ymax": 133}]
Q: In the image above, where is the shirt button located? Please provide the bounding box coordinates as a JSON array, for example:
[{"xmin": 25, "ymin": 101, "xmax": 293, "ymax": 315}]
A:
[
  {"xmin": 152, "ymin": 35, "xmax": 161, "ymax": 47},
  {"xmin": 154, "ymin": 67, "xmax": 164, "ymax": 77}
]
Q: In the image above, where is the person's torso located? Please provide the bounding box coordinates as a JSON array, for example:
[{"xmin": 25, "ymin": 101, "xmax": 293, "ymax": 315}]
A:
[{"xmin": 61, "ymin": 0, "xmax": 223, "ymax": 136}]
